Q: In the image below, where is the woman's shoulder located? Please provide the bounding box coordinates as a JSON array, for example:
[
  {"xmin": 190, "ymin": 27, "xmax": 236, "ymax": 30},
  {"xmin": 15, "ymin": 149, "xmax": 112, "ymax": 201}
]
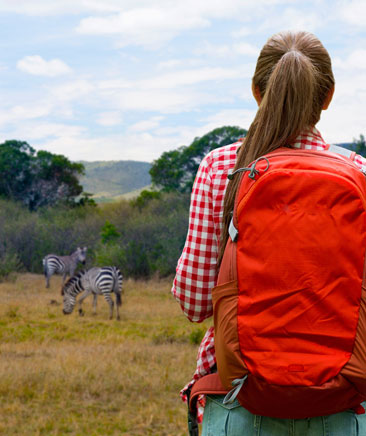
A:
[{"xmin": 202, "ymin": 141, "xmax": 241, "ymax": 172}]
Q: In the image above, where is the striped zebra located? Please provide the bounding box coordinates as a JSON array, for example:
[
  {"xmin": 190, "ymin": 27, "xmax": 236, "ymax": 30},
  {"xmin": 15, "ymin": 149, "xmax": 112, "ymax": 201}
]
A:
[
  {"xmin": 43, "ymin": 247, "xmax": 87, "ymax": 288},
  {"xmin": 61, "ymin": 266, "xmax": 123, "ymax": 320}
]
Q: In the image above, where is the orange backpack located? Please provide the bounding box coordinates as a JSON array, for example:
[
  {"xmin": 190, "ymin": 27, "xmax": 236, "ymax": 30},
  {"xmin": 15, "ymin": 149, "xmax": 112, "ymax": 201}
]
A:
[{"xmin": 190, "ymin": 146, "xmax": 366, "ymax": 420}]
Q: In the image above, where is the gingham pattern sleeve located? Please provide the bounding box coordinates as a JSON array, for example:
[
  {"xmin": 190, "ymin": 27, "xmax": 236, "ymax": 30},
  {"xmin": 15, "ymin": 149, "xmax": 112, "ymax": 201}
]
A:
[
  {"xmin": 353, "ymin": 153, "xmax": 366, "ymax": 173},
  {"xmin": 171, "ymin": 142, "xmax": 240, "ymax": 323},
  {"xmin": 171, "ymin": 153, "xmax": 217, "ymax": 322}
]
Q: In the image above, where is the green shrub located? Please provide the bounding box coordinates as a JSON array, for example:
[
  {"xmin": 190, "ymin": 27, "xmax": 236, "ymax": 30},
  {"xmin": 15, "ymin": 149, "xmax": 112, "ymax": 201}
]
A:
[
  {"xmin": 0, "ymin": 192, "xmax": 189, "ymax": 279},
  {"xmin": 100, "ymin": 220, "xmax": 120, "ymax": 244},
  {"xmin": 94, "ymin": 243, "xmax": 126, "ymax": 272},
  {"xmin": 189, "ymin": 327, "xmax": 206, "ymax": 345},
  {"xmin": 131, "ymin": 189, "xmax": 161, "ymax": 209},
  {"xmin": 0, "ymin": 252, "xmax": 23, "ymax": 281}
]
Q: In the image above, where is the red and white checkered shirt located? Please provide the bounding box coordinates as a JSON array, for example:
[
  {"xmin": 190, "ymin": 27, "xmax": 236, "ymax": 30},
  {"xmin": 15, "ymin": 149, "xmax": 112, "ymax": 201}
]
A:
[{"xmin": 171, "ymin": 126, "xmax": 366, "ymax": 420}]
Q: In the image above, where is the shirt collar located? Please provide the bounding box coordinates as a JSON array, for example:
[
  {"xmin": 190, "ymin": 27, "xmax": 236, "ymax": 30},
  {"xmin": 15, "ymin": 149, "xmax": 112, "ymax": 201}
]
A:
[{"xmin": 290, "ymin": 126, "xmax": 327, "ymax": 149}]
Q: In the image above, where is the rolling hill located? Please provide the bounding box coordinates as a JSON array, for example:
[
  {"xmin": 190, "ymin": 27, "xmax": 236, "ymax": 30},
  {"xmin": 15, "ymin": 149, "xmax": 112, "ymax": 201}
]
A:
[
  {"xmin": 79, "ymin": 160, "xmax": 152, "ymax": 202},
  {"xmin": 79, "ymin": 142, "xmax": 359, "ymax": 203}
]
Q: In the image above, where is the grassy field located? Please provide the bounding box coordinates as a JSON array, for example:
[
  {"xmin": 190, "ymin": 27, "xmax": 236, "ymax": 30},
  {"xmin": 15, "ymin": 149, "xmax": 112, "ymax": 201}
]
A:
[{"xmin": 0, "ymin": 274, "xmax": 210, "ymax": 435}]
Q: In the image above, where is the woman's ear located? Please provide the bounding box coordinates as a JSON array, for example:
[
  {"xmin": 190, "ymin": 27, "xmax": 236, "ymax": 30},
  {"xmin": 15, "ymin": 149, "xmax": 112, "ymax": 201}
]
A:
[
  {"xmin": 252, "ymin": 82, "xmax": 262, "ymax": 106},
  {"xmin": 322, "ymin": 86, "xmax": 335, "ymax": 110}
]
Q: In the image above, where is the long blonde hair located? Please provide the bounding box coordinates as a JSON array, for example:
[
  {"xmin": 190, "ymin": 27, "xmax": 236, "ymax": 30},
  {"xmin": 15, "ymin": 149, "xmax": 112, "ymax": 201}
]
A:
[{"xmin": 218, "ymin": 31, "xmax": 335, "ymax": 264}]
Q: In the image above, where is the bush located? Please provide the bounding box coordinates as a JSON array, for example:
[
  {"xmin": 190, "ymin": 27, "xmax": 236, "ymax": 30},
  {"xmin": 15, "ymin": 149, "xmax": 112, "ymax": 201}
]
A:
[
  {"xmin": 0, "ymin": 192, "xmax": 190, "ymax": 279},
  {"xmin": 189, "ymin": 327, "xmax": 206, "ymax": 345},
  {"xmin": 100, "ymin": 220, "xmax": 120, "ymax": 244},
  {"xmin": 0, "ymin": 251, "xmax": 23, "ymax": 281}
]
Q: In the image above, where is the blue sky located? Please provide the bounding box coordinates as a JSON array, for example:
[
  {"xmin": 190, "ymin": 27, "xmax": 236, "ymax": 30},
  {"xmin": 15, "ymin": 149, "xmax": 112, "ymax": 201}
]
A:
[{"xmin": 0, "ymin": 0, "xmax": 365, "ymax": 162}]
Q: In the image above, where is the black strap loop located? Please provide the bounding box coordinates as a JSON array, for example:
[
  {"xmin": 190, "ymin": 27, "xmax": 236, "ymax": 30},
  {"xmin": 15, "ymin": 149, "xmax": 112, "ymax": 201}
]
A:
[{"xmin": 186, "ymin": 387, "xmax": 199, "ymax": 436}]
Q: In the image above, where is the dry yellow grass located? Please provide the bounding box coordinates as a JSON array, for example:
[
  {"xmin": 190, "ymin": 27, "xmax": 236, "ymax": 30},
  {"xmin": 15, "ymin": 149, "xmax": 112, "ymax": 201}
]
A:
[{"xmin": 0, "ymin": 274, "xmax": 211, "ymax": 435}]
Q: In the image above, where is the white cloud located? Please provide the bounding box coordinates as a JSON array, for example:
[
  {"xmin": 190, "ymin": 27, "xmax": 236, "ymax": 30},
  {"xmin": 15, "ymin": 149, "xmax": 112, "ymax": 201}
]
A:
[
  {"xmin": 178, "ymin": 0, "xmax": 291, "ymax": 21},
  {"xmin": 0, "ymin": 0, "xmax": 126, "ymax": 15},
  {"xmin": 129, "ymin": 116, "xmax": 164, "ymax": 132},
  {"xmin": 156, "ymin": 59, "xmax": 203, "ymax": 71},
  {"xmin": 318, "ymin": 99, "xmax": 366, "ymax": 144},
  {"xmin": 0, "ymin": 0, "xmax": 292, "ymax": 18},
  {"xmin": 97, "ymin": 111, "xmax": 123, "ymax": 127},
  {"xmin": 0, "ymin": 103, "xmax": 53, "ymax": 127},
  {"xmin": 74, "ymin": 1, "xmax": 299, "ymax": 48},
  {"xmin": 194, "ymin": 43, "xmax": 229, "ymax": 58},
  {"xmin": 98, "ymin": 79, "xmax": 133, "ymax": 90},
  {"xmin": 259, "ymin": 7, "xmax": 323, "ymax": 33},
  {"xmin": 0, "ymin": 0, "xmax": 309, "ymax": 51},
  {"xmin": 157, "ymin": 59, "xmax": 183, "ymax": 70},
  {"xmin": 49, "ymin": 80, "xmax": 95, "ymax": 102},
  {"xmin": 231, "ymin": 27, "xmax": 251, "ymax": 38},
  {"xmin": 17, "ymin": 55, "xmax": 72, "ymax": 77},
  {"xmin": 37, "ymin": 131, "xmax": 182, "ymax": 162},
  {"xmin": 139, "ymin": 67, "xmax": 250, "ymax": 89},
  {"xmin": 194, "ymin": 41, "xmax": 259, "ymax": 59},
  {"xmin": 99, "ymin": 84, "xmax": 236, "ymax": 114},
  {"xmin": 317, "ymin": 66, "xmax": 366, "ymax": 143},
  {"xmin": 2, "ymin": 0, "xmax": 365, "ymax": 163},
  {"xmin": 199, "ymin": 108, "xmax": 257, "ymax": 132},
  {"xmin": 76, "ymin": 7, "xmax": 210, "ymax": 48},
  {"xmin": 108, "ymin": 89, "xmax": 207, "ymax": 113},
  {"xmin": 14, "ymin": 122, "xmax": 86, "ymax": 141},
  {"xmin": 338, "ymin": 0, "xmax": 366, "ymax": 26},
  {"xmin": 233, "ymin": 42, "xmax": 260, "ymax": 56},
  {"xmin": 99, "ymin": 67, "xmax": 247, "ymax": 92},
  {"xmin": 333, "ymin": 50, "xmax": 366, "ymax": 71},
  {"xmin": 97, "ymin": 66, "xmax": 251, "ymax": 113}
]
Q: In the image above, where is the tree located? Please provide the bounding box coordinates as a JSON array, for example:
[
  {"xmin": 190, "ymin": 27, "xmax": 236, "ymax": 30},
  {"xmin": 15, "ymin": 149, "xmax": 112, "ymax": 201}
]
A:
[
  {"xmin": 150, "ymin": 126, "xmax": 247, "ymax": 193},
  {"xmin": 132, "ymin": 189, "xmax": 161, "ymax": 210},
  {"xmin": 0, "ymin": 140, "xmax": 35, "ymax": 200},
  {"xmin": 0, "ymin": 140, "xmax": 85, "ymax": 210},
  {"xmin": 27, "ymin": 151, "xmax": 84, "ymax": 210},
  {"xmin": 354, "ymin": 134, "xmax": 366, "ymax": 156},
  {"xmin": 149, "ymin": 147, "xmax": 187, "ymax": 192}
]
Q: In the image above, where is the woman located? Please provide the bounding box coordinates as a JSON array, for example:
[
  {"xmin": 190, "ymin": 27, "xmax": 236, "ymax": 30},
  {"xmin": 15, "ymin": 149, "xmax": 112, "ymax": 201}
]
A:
[{"xmin": 172, "ymin": 31, "xmax": 366, "ymax": 435}]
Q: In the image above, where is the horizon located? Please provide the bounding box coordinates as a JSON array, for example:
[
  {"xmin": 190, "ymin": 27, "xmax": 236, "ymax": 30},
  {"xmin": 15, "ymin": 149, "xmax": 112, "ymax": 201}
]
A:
[{"xmin": 0, "ymin": 0, "xmax": 365, "ymax": 163}]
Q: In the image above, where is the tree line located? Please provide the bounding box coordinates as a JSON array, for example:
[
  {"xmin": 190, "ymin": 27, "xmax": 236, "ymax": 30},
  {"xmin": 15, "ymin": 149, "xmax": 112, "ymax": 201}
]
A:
[
  {"xmin": 0, "ymin": 127, "xmax": 247, "ymax": 280},
  {"xmin": 0, "ymin": 194, "xmax": 190, "ymax": 280},
  {"xmin": 0, "ymin": 129, "xmax": 365, "ymax": 281},
  {"xmin": 149, "ymin": 129, "xmax": 366, "ymax": 193}
]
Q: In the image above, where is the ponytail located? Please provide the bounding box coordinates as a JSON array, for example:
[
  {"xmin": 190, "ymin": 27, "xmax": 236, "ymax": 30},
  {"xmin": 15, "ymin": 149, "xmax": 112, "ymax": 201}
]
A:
[{"xmin": 218, "ymin": 31, "xmax": 335, "ymax": 265}]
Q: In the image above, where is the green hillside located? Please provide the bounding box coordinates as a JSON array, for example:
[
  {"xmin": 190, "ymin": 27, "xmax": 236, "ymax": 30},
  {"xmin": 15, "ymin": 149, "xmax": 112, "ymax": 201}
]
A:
[{"xmin": 80, "ymin": 160, "xmax": 152, "ymax": 201}]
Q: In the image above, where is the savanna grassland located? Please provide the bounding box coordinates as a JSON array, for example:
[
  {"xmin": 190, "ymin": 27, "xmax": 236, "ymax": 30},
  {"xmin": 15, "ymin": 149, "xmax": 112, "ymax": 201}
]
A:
[{"xmin": 0, "ymin": 274, "xmax": 210, "ymax": 435}]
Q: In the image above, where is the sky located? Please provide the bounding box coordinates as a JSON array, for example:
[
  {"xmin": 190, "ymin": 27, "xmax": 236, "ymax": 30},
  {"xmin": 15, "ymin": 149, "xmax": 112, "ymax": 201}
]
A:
[{"xmin": 0, "ymin": 0, "xmax": 365, "ymax": 163}]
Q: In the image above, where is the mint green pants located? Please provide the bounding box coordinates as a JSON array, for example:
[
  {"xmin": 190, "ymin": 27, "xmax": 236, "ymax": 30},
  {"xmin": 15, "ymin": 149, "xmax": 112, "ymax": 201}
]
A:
[{"xmin": 202, "ymin": 395, "xmax": 366, "ymax": 436}]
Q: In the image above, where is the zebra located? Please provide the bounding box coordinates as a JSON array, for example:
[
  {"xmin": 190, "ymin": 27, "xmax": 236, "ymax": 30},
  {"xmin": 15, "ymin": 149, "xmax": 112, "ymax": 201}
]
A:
[
  {"xmin": 61, "ymin": 266, "xmax": 123, "ymax": 320},
  {"xmin": 43, "ymin": 247, "xmax": 87, "ymax": 288}
]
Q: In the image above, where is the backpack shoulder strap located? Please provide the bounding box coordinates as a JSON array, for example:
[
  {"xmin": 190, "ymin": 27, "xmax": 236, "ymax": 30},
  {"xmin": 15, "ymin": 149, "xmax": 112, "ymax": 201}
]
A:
[{"xmin": 326, "ymin": 144, "xmax": 357, "ymax": 161}]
